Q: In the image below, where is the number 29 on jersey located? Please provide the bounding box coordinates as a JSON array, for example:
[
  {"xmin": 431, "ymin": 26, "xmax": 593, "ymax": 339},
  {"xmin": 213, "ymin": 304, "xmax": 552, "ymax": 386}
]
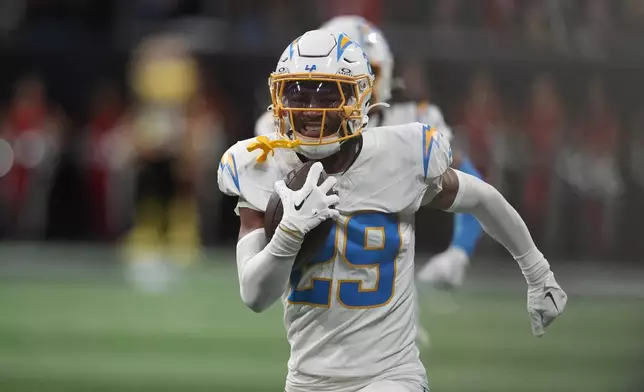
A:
[{"xmin": 288, "ymin": 212, "xmax": 401, "ymax": 309}]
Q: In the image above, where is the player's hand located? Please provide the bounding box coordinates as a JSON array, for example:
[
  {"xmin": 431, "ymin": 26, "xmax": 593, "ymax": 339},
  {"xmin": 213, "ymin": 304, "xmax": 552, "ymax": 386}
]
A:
[
  {"xmin": 527, "ymin": 271, "xmax": 567, "ymax": 337},
  {"xmin": 417, "ymin": 246, "xmax": 469, "ymax": 289},
  {"xmin": 274, "ymin": 162, "xmax": 340, "ymax": 238}
]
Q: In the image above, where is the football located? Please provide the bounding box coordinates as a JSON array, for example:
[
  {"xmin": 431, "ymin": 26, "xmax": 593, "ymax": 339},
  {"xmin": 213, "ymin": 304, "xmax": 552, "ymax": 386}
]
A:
[{"xmin": 264, "ymin": 161, "xmax": 336, "ymax": 270}]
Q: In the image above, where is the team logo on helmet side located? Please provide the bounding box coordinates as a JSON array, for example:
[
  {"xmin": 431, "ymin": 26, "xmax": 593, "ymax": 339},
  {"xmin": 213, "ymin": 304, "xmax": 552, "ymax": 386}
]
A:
[{"xmin": 336, "ymin": 33, "xmax": 354, "ymax": 61}]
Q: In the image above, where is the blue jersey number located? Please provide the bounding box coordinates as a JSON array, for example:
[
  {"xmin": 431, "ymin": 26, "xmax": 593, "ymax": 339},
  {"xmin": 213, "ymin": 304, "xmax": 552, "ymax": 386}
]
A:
[
  {"xmin": 287, "ymin": 224, "xmax": 338, "ymax": 307},
  {"xmin": 288, "ymin": 213, "xmax": 400, "ymax": 309}
]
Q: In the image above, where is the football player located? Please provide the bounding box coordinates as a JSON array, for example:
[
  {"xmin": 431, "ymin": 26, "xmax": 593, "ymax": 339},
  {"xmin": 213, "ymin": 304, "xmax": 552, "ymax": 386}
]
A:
[
  {"xmin": 255, "ymin": 16, "xmax": 483, "ymax": 292},
  {"xmin": 220, "ymin": 30, "xmax": 567, "ymax": 392},
  {"xmin": 255, "ymin": 16, "xmax": 484, "ymax": 346}
]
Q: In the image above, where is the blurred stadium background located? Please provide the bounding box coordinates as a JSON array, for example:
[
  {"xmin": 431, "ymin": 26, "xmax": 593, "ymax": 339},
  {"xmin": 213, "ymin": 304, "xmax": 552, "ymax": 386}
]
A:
[{"xmin": 0, "ymin": 1, "xmax": 643, "ymax": 391}]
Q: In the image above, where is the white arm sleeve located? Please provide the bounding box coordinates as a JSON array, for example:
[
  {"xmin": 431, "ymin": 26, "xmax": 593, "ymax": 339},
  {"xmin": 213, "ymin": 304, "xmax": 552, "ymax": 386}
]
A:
[
  {"xmin": 235, "ymin": 228, "xmax": 302, "ymax": 312},
  {"xmin": 446, "ymin": 170, "xmax": 550, "ymax": 285}
]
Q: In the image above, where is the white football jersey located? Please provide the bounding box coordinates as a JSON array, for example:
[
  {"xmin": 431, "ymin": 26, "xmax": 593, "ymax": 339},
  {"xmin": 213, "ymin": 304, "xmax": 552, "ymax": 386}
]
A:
[
  {"xmin": 219, "ymin": 123, "xmax": 452, "ymax": 387},
  {"xmin": 254, "ymin": 101, "xmax": 453, "ymax": 142}
]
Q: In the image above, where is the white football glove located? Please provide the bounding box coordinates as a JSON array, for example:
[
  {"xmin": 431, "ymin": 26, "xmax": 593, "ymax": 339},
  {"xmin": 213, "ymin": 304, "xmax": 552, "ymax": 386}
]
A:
[
  {"xmin": 527, "ymin": 271, "xmax": 568, "ymax": 337},
  {"xmin": 417, "ymin": 246, "xmax": 470, "ymax": 289},
  {"xmin": 274, "ymin": 162, "xmax": 340, "ymax": 239}
]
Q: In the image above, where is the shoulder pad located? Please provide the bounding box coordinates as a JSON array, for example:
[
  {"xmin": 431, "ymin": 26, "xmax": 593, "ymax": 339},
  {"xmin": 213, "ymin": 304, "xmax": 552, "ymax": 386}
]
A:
[
  {"xmin": 362, "ymin": 122, "xmax": 452, "ymax": 210},
  {"xmin": 416, "ymin": 122, "xmax": 453, "ymax": 203},
  {"xmin": 217, "ymin": 137, "xmax": 282, "ymax": 211},
  {"xmin": 381, "ymin": 122, "xmax": 452, "ymax": 181},
  {"xmin": 418, "ymin": 122, "xmax": 452, "ymax": 181}
]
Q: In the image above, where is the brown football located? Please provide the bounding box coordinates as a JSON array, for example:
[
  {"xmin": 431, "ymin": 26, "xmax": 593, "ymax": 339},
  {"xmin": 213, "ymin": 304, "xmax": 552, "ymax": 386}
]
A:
[{"xmin": 264, "ymin": 161, "xmax": 336, "ymax": 270}]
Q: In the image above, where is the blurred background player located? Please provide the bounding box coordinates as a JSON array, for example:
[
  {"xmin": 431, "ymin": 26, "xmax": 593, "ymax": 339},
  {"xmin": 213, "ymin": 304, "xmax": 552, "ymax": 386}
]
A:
[
  {"xmin": 253, "ymin": 15, "xmax": 484, "ymax": 346},
  {"xmin": 121, "ymin": 33, "xmax": 203, "ymax": 291}
]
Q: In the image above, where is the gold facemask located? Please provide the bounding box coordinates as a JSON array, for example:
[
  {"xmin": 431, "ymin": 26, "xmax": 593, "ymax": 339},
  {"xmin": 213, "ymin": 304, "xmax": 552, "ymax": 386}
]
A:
[{"xmin": 247, "ymin": 72, "xmax": 372, "ymax": 163}]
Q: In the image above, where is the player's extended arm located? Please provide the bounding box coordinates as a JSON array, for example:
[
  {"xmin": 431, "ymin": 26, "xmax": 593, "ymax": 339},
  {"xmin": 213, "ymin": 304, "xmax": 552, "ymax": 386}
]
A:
[
  {"xmin": 427, "ymin": 168, "xmax": 568, "ymax": 336},
  {"xmin": 235, "ymin": 163, "xmax": 339, "ymax": 313},
  {"xmin": 418, "ymin": 150, "xmax": 484, "ymax": 287}
]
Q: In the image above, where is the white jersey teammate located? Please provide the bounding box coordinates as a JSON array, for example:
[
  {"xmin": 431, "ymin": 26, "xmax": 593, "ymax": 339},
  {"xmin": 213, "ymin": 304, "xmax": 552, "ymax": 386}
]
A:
[{"xmin": 220, "ymin": 30, "xmax": 567, "ymax": 392}]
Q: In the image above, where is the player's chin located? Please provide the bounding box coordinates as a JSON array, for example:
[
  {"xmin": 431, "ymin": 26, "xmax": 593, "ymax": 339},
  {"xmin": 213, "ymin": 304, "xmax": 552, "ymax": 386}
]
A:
[{"xmin": 297, "ymin": 126, "xmax": 323, "ymax": 139}]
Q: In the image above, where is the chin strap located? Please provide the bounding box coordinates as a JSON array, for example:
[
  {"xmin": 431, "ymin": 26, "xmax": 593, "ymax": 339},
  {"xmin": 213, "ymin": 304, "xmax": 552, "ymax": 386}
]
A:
[{"xmin": 247, "ymin": 136, "xmax": 301, "ymax": 163}]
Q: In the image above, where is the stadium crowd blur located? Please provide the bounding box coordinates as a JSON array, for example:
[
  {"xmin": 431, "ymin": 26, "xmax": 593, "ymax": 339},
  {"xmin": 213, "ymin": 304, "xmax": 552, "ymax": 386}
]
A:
[{"xmin": 0, "ymin": 0, "xmax": 643, "ymax": 262}]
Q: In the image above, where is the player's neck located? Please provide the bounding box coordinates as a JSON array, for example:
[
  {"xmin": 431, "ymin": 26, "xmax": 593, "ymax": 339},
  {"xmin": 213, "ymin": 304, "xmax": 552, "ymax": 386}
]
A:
[{"xmin": 297, "ymin": 136, "xmax": 362, "ymax": 175}]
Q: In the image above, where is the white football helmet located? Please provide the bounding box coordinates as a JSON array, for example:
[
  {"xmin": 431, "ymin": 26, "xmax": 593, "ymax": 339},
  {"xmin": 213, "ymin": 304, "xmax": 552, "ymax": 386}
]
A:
[
  {"xmin": 320, "ymin": 15, "xmax": 394, "ymax": 103},
  {"xmin": 269, "ymin": 29, "xmax": 374, "ymax": 159}
]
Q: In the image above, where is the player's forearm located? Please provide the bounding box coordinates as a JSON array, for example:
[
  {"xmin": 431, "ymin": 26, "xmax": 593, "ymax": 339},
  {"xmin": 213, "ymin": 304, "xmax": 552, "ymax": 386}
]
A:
[
  {"xmin": 235, "ymin": 229, "xmax": 301, "ymax": 312},
  {"xmin": 446, "ymin": 170, "xmax": 550, "ymax": 286}
]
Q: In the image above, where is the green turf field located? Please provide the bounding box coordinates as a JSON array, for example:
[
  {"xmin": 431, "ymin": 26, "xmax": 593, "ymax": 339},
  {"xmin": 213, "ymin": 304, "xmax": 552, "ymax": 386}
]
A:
[{"xmin": 0, "ymin": 263, "xmax": 642, "ymax": 392}]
